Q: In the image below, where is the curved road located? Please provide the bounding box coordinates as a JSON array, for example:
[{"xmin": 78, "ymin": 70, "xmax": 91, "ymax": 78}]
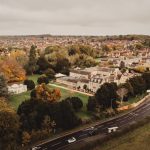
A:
[{"xmin": 32, "ymin": 95, "xmax": 150, "ymax": 150}]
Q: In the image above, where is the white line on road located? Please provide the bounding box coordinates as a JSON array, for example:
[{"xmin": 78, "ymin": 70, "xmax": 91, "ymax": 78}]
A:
[{"xmin": 51, "ymin": 142, "xmax": 62, "ymax": 147}]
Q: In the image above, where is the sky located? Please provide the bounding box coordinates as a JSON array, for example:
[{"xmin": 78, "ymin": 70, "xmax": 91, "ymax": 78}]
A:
[{"xmin": 0, "ymin": 0, "xmax": 150, "ymax": 36}]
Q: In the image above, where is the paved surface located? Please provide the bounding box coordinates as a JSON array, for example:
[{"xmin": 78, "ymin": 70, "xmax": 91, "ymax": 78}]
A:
[
  {"xmin": 31, "ymin": 96, "xmax": 150, "ymax": 150},
  {"xmin": 48, "ymin": 83, "xmax": 94, "ymax": 96}
]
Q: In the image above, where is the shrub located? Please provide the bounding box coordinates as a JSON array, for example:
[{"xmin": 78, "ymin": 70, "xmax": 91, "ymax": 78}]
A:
[
  {"xmin": 37, "ymin": 75, "xmax": 49, "ymax": 84},
  {"xmin": 24, "ymin": 79, "xmax": 35, "ymax": 90}
]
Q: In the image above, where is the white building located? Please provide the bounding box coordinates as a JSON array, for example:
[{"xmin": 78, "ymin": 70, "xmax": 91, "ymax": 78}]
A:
[{"xmin": 8, "ymin": 84, "xmax": 27, "ymax": 94}]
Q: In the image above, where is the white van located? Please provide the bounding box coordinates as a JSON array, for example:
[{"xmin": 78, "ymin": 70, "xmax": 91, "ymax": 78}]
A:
[{"xmin": 108, "ymin": 126, "xmax": 118, "ymax": 133}]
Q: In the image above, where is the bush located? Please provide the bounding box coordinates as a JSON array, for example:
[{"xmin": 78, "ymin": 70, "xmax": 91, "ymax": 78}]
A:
[
  {"xmin": 69, "ymin": 97, "xmax": 83, "ymax": 111},
  {"xmin": 24, "ymin": 79, "xmax": 35, "ymax": 90},
  {"xmin": 37, "ymin": 75, "xmax": 49, "ymax": 84},
  {"xmin": 44, "ymin": 68, "xmax": 55, "ymax": 80}
]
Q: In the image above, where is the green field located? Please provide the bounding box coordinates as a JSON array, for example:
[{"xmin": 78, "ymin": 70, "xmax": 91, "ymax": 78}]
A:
[
  {"xmin": 27, "ymin": 74, "xmax": 40, "ymax": 85},
  {"xmin": 9, "ymin": 75, "xmax": 90, "ymax": 119},
  {"xmin": 122, "ymin": 93, "xmax": 147, "ymax": 106},
  {"xmin": 93, "ymin": 122, "xmax": 150, "ymax": 150},
  {"xmin": 9, "ymin": 91, "xmax": 31, "ymax": 110}
]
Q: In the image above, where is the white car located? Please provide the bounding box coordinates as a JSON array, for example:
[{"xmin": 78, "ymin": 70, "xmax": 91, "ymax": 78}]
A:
[
  {"xmin": 67, "ymin": 137, "xmax": 76, "ymax": 143},
  {"xmin": 32, "ymin": 146, "xmax": 41, "ymax": 150}
]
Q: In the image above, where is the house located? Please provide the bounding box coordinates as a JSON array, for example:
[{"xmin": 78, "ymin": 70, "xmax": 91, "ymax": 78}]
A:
[
  {"xmin": 76, "ymin": 78, "xmax": 89, "ymax": 91},
  {"xmin": 70, "ymin": 69, "xmax": 91, "ymax": 79},
  {"xmin": 56, "ymin": 76, "xmax": 78, "ymax": 89},
  {"xmin": 8, "ymin": 84, "xmax": 27, "ymax": 94},
  {"xmin": 55, "ymin": 73, "xmax": 66, "ymax": 78}
]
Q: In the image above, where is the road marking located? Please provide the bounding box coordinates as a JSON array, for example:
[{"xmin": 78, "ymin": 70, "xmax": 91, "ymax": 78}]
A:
[
  {"xmin": 79, "ymin": 133, "xmax": 87, "ymax": 137},
  {"xmin": 51, "ymin": 142, "xmax": 61, "ymax": 147}
]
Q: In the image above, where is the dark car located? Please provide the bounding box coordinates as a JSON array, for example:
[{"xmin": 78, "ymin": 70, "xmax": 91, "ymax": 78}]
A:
[{"xmin": 88, "ymin": 128, "xmax": 98, "ymax": 136}]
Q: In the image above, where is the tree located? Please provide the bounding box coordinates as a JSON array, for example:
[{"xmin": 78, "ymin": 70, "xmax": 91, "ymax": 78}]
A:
[
  {"xmin": 142, "ymin": 72, "xmax": 150, "ymax": 90},
  {"xmin": 31, "ymin": 83, "xmax": 61, "ymax": 102},
  {"xmin": 117, "ymin": 87, "xmax": 128, "ymax": 105},
  {"xmin": 24, "ymin": 79, "xmax": 35, "ymax": 90},
  {"xmin": 37, "ymin": 75, "xmax": 49, "ymax": 84},
  {"xmin": 95, "ymin": 82, "xmax": 118, "ymax": 110},
  {"xmin": 60, "ymin": 100, "xmax": 81, "ymax": 129},
  {"xmin": 74, "ymin": 54, "xmax": 97, "ymax": 68},
  {"xmin": 83, "ymin": 84, "xmax": 88, "ymax": 91},
  {"xmin": 128, "ymin": 76, "xmax": 146, "ymax": 95},
  {"xmin": 42, "ymin": 115, "xmax": 52, "ymax": 133},
  {"xmin": 101, "ymin": 44, "xmax": 110, "ymax": 52},
  {"xmin": 22, "ymin": 131, "xmax": 31, "ymax": 145},
  {"xmin": 44, "ymin": 68, "xmax": 55, "ymax": 80},
  {"xmin": 27, "ymin": 45, "xmax": 38, "ymax": 75},
  {"xmin": 0, "ymin": 99, "xmax": 19, "ymax": 149},
  {"xmin": 0, "ymin": 74, "xmax": 8, "ymax": 98},
  {"xmin": 37, "ymin": 56, "xmax": 51, "ymax": 74},
  {"xmin": 68, "ymin": 45, "xmax": 79, "ymax": 56},
  {"xmin": 17, "ymin": 99, "xmax": 49, "ymax": 131},
  {"xmin": 55, "ymin": 58, "xmax": 70, "ymax": 75},
  {"xmin": 0, "ymin": 58, "xmax": 26, "ymax": 83},
  {"xmin": 119, "ymin": 61, "xmax": 125, "ymax": 69},
  {"xmin": 66, "ymin": 97, "xmax": 83, "ymax": 111},
  {"xmin": 87, "ymin": 96, "xmax": 97, "ymax": 111}
]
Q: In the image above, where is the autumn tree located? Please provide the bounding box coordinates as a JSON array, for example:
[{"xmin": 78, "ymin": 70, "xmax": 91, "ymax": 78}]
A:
[
  {"xmin": 31, "ymin": 83, "xmax": 61, "ymax": 102},
  {"xmin": 0, "ymin": 99, "xmax": 20, "ymax": 149},
  {"xmin": 0, "ymin": 58, "xmax": 26, "ymax": 83}
]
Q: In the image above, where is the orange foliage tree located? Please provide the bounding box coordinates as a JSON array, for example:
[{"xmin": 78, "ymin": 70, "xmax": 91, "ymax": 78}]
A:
[
  {"xmin": 33, "ymin": 83, "xmax": 61, "ymax": 102},
  {"xmin": 0, "ymin": 58, "xmax": 26, "ymax": 83}
]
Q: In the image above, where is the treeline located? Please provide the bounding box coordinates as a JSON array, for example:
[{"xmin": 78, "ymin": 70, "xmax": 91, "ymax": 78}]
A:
[
  {"xmin": 25, "ymin": 45, "xmax": 98, "ymax": 77},
  {"xmin": 87, "ymin": 72, "xmax": 150, "ymax": 114}
]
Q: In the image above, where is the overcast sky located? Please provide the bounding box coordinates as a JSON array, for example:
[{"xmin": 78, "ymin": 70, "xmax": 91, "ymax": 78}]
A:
[{"xmin": 0, "ymin": 0, "xmax": 150, "ymax": 36}]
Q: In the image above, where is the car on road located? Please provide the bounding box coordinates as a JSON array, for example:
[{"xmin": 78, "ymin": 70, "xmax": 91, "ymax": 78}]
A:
[
  {"xmin": 108, "ymin": 126, "xmax": 118, "ymax": 133},
  {"xmin": 88, "ymin": 127, "xmax": 98, "ymax": 136},
  {"xmin": 67, "ymin": 137, "xmax": 76, "ymax": 143},
  {"xmin": 32, "ymin": 146, "xmax": 41, "ymax": 150}
]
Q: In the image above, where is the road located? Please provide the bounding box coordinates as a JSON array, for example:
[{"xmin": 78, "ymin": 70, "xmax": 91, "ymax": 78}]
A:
[{"xmin": 31, "ymin": 96, "xmax": 150, "ymax": 150}]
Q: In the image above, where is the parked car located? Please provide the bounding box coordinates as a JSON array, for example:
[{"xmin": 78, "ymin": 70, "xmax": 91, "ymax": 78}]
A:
[{"xmin": 67, "ymin": 137, "xmax": 76, "ymax": 143}]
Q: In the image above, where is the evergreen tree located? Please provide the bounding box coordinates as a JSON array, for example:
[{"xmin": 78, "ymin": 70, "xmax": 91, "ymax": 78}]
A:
[
  {"xmin": 28, "ymin": 45, "xmax": 38, "ymax": 75},
  {"xmin": 0, "ymin": 74, "xmax": 8, "ymax": 98}
]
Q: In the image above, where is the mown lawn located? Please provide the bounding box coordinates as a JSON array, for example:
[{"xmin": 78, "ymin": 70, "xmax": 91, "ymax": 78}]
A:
[
  {"xmin": 122, "ymin": 93, "xmax": 147, "ymax": 106},
  {"xmin": 27, "ymin": 74, "xmax": 40, "ymax": 85},
  {"xmin": 93, "ymin": 122, "xmax": 150, "ymax": 150},
  {"xmin": 9, "ymin": 91, "xmax": 31, "ymax": 110}
]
